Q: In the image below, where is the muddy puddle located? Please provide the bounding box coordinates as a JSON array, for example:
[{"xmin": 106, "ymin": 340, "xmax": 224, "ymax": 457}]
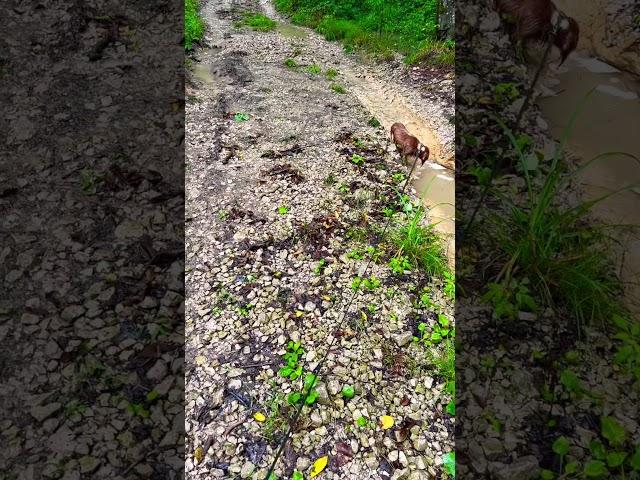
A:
[{"xmin": 538, "ymin": 52, "xmax": 640, "ymax": 314}]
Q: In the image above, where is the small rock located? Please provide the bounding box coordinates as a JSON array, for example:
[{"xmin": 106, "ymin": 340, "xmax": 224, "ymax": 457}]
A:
[{"xmin": 394, "ymin": 332, "xmax": 413, "ymax": 347}]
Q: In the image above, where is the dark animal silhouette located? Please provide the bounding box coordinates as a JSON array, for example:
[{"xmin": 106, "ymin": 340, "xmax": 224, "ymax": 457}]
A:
[
  {"xmin": 390, "ymin": 122, "xmax": 429, "ymax": 167},
  {"xmin": 496, "ymin": 0, "xmax": 579, "ymax": 65}
]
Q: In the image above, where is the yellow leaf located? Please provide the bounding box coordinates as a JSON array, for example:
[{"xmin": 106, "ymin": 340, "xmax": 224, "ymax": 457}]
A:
[
  {"xmin": 310, "ymin": 455, "xmax": 328, "ymax": 478},
  {"xmin": 194, "ymin": 446, "xmax": 204, "ymax": 464},
  {"xmin": 322, "ymin": 295, "xmax": 331, "ymax": 302},
  {"xmin": 253, "ymin": 412, "xmax": 266, "ymax": 422},
  {"xmin": 380, "ymin": 415, "xmax": 394, "ymax": 430},
  {"xmin": 195, "ymin": 356, "xmax": 206, "ymax": 366},
  {"xmin": 295, "ymin": 311, "xmax": 305, "ymax": 318}
]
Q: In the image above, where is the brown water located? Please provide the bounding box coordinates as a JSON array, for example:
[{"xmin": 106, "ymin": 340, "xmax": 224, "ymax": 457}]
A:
[{"xmin": 538, "ymin": 51, "xmax": 640, "ymax": 315}]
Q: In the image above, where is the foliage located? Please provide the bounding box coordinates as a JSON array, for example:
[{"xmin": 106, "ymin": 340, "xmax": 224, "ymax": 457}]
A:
[
  {"xmin": 241, "ymin": 12, "xmax": 277, "ymax": 31},
  {"xmin": 274, "ymin": 0, "xmax": 453, "ymax": 64},
  {"xmin": 185, "ymin": 0, "xmax": 205, "ymax": 50}
]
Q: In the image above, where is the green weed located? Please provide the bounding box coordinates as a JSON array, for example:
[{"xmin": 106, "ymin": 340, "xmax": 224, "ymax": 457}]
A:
[
  {"xmin": 306, "ymin": 64, "xmax": 321, "ymax": 75},
  {"xmin": 325, "ymin": 68, "xmax": 339, "ymax": 79},
  {"xmin": 331, "ymin": 83, "xmax": 347, "ymax": 94}
]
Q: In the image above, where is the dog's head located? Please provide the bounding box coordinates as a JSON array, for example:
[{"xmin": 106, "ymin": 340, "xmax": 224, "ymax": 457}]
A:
[
  {"xmin": 555, "ymin": 15, "xmax": 579, "ymax": 65},
  {"xmin": 417, "ymin": 143, "xmax": 430, "ymax": 164}
]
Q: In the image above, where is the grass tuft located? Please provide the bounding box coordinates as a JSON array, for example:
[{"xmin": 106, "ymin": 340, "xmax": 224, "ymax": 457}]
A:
[
  {"xmin": 241, "ymin": 12, "xmax": 277, "ymax": 32},
  {"xmin": 392, "ymin": 207, "xmax": 448, "ymax": 278}
]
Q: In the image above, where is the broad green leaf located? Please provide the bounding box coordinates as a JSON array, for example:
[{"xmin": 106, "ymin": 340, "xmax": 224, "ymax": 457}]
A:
[
  {"xmin": 584, "ymin": 460, "xmax": 607, "ymax": 477},
  {"xmin": 443, "ymin": 452, "xmax": 455, "ymax": 477},
  {"xmin": 552, "ymin": 436, "xmax": 570, "ymax": 456},
  {"xmin": 601, "ymin": 416, "xmax": 626, "ymax": 447},
  {"xmin": 342, "ymin": 385, "xmax": 355, "ymax": 399},
  {"xmin": 606, "ymin": 451, "xmax": 626, "ymax": 468}
]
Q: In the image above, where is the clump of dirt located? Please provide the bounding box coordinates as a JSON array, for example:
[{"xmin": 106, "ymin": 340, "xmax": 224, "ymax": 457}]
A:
[{"xmin": 265, "ymin": 163, "xmax": 305, "ymax": 183}]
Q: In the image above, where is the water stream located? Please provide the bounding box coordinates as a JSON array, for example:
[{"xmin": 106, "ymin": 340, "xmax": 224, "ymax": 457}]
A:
[{"xmin": 538, "ymin": 51, "xmax": 640, "ymax": 315}]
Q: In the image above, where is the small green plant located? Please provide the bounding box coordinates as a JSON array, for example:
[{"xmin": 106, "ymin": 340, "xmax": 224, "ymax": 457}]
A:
[
  {"xmin": 234, "ymin": 112, "xmax": 250, "ymax": 122},
  {"xmin": 287, "ymin": 373, "xmax": 319, "ymax": 406},
  {"xmin": 277, "ymin": 205, "xmax": 289, "ymax": 215},
  {"xmin": 389, "ymin": 255, "xmax": 411, "ymax": 275},
  {"xmin": 306, "ymin": 64, "xmax": 321, "ymax": 74},
  {"xmin": 64, "ymin": 401, "xmax": 87, "ymax": 417},
  {"xmin": 126, "ymin": 402, "xmax": 150, "ymax": 418},
  {"xmin": 391, "ymin": 172, "xmax": 406, "ymax": 184},
  {"xmin": 493, "ymin": 82, "xmax": 520, "ymax": 104},
  {"xmin": 356, "ymin": 416, "xmax": 368, "ymax": 427},
  {"xmin": 279, "ymin": 341, "xmax": 304, "ymax": 380},
  {"xmin": 324, "ymin": 173, "xmax": 337, "ymax": 186},
  {"xmin": 341, "ymin": 385, "xmax": 355, "ymax": 399},
  {"xmin": 350, "ymin": 154, "xmax": 365, "ymax": 166},
  {"xmin": 352, "ymin": 276, "xmax": 381, "ymax": 291},
  {"xmin": 325, "ymin": 68, "xmax": 338, "ymax": 79},
  {"xmin": 292, "ymin": 471, "xmax": 304, "ymax": 480},
  {"xmin": 443, "ymin": 271, "xmax": 455, "ymax": 299},
  {"xmin": 482, "ymin": 278, "xmax": 537, "ymax": 320},
  {"xmin": 313, "ymin": 259, "xmax": 327, "ymax": 275},
  {"xmin": 237, "ymin": 304, "xmax": 253, "ymax": 317},
  {"xmin": 367, "ymin": 117, "xmax": 381, "ymax": 128},
  {"xmin": 338, "ymin": 183, "xmax": 349, "ymax": 194},
  {"xmin": 331, "ymin": 83, "xmax": 347, "ymax": 94},
  {"xmin": 80, "ymin": 168, "xmax": 101, "ymax": 195},
  {"xmin": 416, "ymin": 314, "xmax": 451, "ymax": 345},
  {"xmin": 284, "ymin": 58, "xmax": 298, "ymax": 68}
]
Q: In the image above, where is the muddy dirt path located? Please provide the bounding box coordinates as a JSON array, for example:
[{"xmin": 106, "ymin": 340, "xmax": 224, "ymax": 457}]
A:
[{"xmin": 184, "ymin": 0, "xmax": 455, "ymax": 478}]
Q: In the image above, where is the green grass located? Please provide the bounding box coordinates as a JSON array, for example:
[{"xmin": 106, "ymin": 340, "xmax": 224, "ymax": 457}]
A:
[
  {"xmin": 306, "ymin": 64, "xmax": 321, "ymax": 75},
  {"xmin": 392, "ymin": 207, "xmax": 448, "ymax": 278},
  {"xmin": 487, "ymin": 101, "xmax": 636, "ymax": 330},
  {"xmin": 241, "ymin": 12, "xmax": 277, "ymax": 32},
  {"xmin": 330, "ymin": 83, "xmax": 347, "ymax": 94},
  {"xmin": 284, "ymin": 58, "xmax": 298, "ymax": 68},
  {"xmin": 185, "ymin": 0, "xmax": 205, "ymax": 51},
  {"xmin": 325, "ymin": 68, "xmax": 338, "ymax": 79},
  {"xmin": 406, "ymin": 38, "xmax": 455, "ymax": 66},
  {"xmin": 273, "ymin": 0, "xmax": 452, "ymax": 64}
]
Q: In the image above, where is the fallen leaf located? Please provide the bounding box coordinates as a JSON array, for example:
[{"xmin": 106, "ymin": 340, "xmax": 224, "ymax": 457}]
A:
[
  {"xmin": 400, "ymin": 396, "xmax": 410, "ymax": 406},
  {"xmin": 195, "ymin": 356, "xmax": 206, "ymax": 366},
  {"xmin": 295, "ymin": 311, "xmax": 305, "ymax": 318},
  {"xmin": 253, "ymin": 412, "xmax": 266, "ymax": 422},
  {"xmin": 194, "ymin": 446, "xmax": 204, "ymax": 464},
  {"xmin": 335, "ymin": 442, "xmax": 354, "ymax": 467},
  {"xmin": 380, "ymin": 415, "xmax": 394, "ymax": 430},
  {"xmin": 322, "ymin": 296, "xmax": 331, "ymax": 302},
  {"xmin": 310, "ymin": 455, "xmax": 328, "ymax": 478}
]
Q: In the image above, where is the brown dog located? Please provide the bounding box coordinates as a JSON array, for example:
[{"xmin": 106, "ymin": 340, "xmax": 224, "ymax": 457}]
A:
[
  {"xmin": 390, "ymin": 122, "xmax": 429, "ymax": 167},
  {"xmin": 496, "ymin": 0, "xmax": 579, "ymax": 65}
]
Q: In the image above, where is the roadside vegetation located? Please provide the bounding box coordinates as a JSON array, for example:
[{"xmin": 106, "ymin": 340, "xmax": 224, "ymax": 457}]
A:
[
  {"xmin": 185, "ymin": 0, "xmax": 205, "ymax": 50},
  {"xmin": 459, "ymin": 10, "xmax": 640, "ymax": 477},
  {"xmin": 273, "ymin": 0, "xmax": 454, "ymax": 65}
]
